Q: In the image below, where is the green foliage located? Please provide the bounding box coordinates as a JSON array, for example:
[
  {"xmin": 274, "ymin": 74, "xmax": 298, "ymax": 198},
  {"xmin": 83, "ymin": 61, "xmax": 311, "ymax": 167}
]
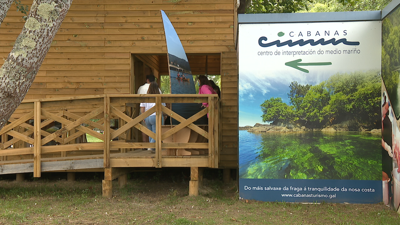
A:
[
  {"xmin": 160, "ymin": 75, "xmax": 171, "ymax": 94},
  {"xmin": 14, "ymin": 0, "xmax": 29, "ymax": 21},
  {"xmin": 298, "ymin": 0, "xmax": 391, "ymax": 12},
  {"xmin": 244, "ymin": 0, "xmax": 390, "ymax": 14},
  {"xmin": 382, "ymin": 14, "xmax": 400, "ymax": 111},
  {"xmin": 246, "ymin": 0, "xmax": 309, "ymax": 14},
  {"xmin": 288, "ymin": 81, "xmax": 311, "ymax": 111},
  {"xmin": 260, "ymin": 97, "xmax": 295, "ymax": 124},
  {"xmin": 260, "ymin": 71, "xmax": 380, "ymax": 129},
  {"xmin": 300, "ymin": 82, "xmax": 331, "ymax": 125}
]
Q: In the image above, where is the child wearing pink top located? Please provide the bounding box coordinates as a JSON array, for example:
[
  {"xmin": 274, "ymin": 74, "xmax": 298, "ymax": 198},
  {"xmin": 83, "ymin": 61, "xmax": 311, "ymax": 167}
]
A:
[
  {"xmin": 198, "ymin": 75, "xmax": 217, "ymax": 118},
  {"xmin": 199, "ymin": 84, "xmax": 216, "ymax": 107}
]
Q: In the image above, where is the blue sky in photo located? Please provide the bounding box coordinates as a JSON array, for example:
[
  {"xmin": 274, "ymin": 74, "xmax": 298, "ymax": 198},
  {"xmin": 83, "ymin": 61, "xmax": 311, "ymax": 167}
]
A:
[{"xmin": 238, "ymin": 70, "xmax": 331, "ymax": 127}]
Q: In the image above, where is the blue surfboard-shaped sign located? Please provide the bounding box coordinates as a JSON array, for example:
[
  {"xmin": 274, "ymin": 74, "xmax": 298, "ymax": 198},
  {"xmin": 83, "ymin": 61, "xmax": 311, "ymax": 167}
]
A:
[{"xmin": 161, "ymin": 10, "xmax": 206, "ymax": 124}]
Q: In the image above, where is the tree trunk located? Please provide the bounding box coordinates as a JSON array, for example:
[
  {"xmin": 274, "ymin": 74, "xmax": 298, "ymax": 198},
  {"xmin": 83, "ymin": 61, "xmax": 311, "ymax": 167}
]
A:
[
  {"xmin": 238, "ymin": 0, "xmax": 249, "ymax": 14},
  {"xmin": 0, "ymin": 0, "xmax": 73, "ymax": 130},
  {"xmin": 0, "ymin": 0, "xmax": 13, "ymax": 26}
]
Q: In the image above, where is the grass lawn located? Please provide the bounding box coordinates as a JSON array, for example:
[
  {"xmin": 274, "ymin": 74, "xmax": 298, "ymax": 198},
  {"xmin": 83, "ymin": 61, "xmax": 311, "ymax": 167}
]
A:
[{"xmin": 0, "ymin": 169, "xmax": 399, "ymax": 224}]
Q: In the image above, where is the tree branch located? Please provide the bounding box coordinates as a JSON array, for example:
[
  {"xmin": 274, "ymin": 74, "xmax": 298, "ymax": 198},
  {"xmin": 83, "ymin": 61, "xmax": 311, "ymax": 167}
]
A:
[
  {"xmin": 0, "ymin": 0, "xmax": 14, "ymax": 26},
  {"xmin": 0, "ymin": 0, "xmax": 73, "ymax": 130}
]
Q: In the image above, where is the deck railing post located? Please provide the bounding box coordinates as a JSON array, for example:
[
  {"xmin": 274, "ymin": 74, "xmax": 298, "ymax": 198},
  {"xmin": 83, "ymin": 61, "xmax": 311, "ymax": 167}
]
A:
[
  {"xmin": 1, "ymin": 133, "xmax": 7, "ymax": 161},
  {"xmin": 155, "ymin": 96, "xmax": 162, "ymax": 168},
  {"xmin": 208, "ymin": 96, "xmax": 215, "ymax": 168},
  {"xmin": 104, "ymin": 96, "xmax": 111, "ymax": 168},
  {"xmin": 214, "ymin": 96, "xmax": 219, "ymax": 168},
  {"xmin": 34, "ymin": 101, "xmax": 41, "ymax": 177},
  {"xmin": 61, "ymin": 114, "xmax": 67, "ymax": 157}
]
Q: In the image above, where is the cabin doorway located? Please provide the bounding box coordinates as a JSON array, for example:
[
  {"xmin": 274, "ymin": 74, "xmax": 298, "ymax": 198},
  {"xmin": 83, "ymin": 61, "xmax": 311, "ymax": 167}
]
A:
[
  {"xmin": 129, "ymin": 53, "xmax": 221, "ymax": 140},
  {"xmin": 131, "ymin": 53, "xmax": 221, "ymax": 95}
]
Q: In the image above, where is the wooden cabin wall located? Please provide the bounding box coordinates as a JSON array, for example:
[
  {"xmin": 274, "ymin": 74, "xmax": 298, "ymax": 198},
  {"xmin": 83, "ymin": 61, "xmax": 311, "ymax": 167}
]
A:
[{"xmin": 0, "ymin": 0, "xmax": 238, "ymax": 169}]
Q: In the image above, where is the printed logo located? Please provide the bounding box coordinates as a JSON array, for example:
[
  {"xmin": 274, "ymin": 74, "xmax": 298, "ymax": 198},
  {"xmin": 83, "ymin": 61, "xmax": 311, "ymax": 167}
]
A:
[{"xmin": 258, "ymin": 31, "xmax": 359, "ymax": 48}]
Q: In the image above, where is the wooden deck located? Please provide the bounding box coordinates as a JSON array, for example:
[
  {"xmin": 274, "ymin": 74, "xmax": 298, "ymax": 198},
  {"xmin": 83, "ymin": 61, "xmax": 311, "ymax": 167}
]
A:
[{"xmin": 0, "ymin": 94, "xmax": 220, "ymax": 197}]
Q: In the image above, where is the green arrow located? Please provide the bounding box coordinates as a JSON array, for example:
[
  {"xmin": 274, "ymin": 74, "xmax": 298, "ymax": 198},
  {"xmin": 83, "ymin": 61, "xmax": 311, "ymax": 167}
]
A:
[{"xmin": 285, "ymin": 59, "xmax": 332, "ymax": 73}]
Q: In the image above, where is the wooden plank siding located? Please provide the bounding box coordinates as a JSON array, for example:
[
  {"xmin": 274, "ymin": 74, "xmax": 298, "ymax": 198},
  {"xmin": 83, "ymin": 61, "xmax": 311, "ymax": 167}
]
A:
[{"xmin": 0, "ymin": 0, "xmax": 238, "ymax": 169}]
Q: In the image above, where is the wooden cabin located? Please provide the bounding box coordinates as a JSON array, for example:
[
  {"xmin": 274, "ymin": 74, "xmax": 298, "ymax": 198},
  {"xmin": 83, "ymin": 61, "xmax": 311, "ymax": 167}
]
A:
[{"xmin": 0, "ymin": 0, "xmax": 238, "ymax": 196}]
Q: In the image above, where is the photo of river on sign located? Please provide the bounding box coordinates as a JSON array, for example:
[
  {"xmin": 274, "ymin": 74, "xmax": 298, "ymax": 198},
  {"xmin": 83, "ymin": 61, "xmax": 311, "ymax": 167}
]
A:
[{"xmin": 238, "ymin": 21, "xmax": 382, "ymax": 203}]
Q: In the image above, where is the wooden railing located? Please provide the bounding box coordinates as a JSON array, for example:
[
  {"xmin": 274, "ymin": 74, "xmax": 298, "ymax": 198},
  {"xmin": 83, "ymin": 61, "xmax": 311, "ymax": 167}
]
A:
[{"xmin": 0, "ymin": 94, "xmax": 220, "ymax": 177}]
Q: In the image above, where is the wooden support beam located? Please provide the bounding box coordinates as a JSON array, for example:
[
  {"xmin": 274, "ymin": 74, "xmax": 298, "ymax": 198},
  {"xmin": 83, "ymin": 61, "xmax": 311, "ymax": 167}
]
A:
[
  {"xmin": 199, "ymin": 168, "xmax": 204, "ymax": 186},
  {"xmin": 103, "ymin": 168, "xmax": 112, "ymax": 198},
  {"xmin": 34, "ymin": 101, "xmax": 41, "ymax": 178},
  {"xmin": 191, "ymin": 167, "xmax": 199, "ymax": 181},
  {"xmin": 111, "ymin": 157, "xmax": 209, "ymax": 168},
  {"xmin": 42, "ymin": 159, "xmax": 103, "ymax": 171},
  {"xmin": 189, "ymin": 181, "xmax": 199, "ymax": 196},
  {"xmin": 189, "ymin": 167, "xmax": 199, "ymax": 196},
  {"xmin": 223, "ymin": 169, "xmax": 231, "ymax": 183},
  {"xmin": 67, "ymin": 172, "xmax": 75, "ymax": 182},
  {"xmin": 118, "ymin": 174, "xmax": 127, "ymax": 188},
  {"xmin": 16, "ymin": 173, "xmax": 25, "ymax": 182},
  {"xmin": 102, "ymin": 180, "xmax": 112, "ymax": 198}
]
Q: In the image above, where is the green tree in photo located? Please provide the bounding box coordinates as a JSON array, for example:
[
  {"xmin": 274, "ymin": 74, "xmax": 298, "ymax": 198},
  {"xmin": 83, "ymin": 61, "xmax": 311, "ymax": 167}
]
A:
[
  {"xmin": 260, "ymin": 97, "xmax": 296, "ymax": 124},
  {"xmin": 260, "ymin": 72, "xmax": 380, "ymax": 129},
  {"xmin": 288, "ymin": 81, "xmax": 311, "ymax": 111},
  {"xmin": 300, "ymin": 82, "xmax": 331, "ymax": 126}
]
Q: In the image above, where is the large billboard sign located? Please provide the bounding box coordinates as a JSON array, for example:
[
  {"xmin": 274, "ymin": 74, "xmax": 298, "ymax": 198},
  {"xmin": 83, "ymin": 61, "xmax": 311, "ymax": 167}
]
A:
[
  {"xmin": 382, "ymin": 5, "xmax": 400, "ymax": 211},
  {"xmin": 239, "ymin": 20, "xmax": 382, "ymax": 203}
]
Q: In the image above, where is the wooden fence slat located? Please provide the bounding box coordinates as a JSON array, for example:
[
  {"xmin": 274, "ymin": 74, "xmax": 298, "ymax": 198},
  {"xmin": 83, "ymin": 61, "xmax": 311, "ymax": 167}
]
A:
[
  {"xmin": 161, "ymin": 107, "xmax": 208, "ymax": 140},
  {"xmin": 110, "ymin": 106, "xmax": 155, "ymax": 139},
  {"xmin": 41, "ymin": 107, "xmax": 104, "ymax": 145},
  {"xmin": 6, "ymin": 130, "xmax": 35, "ymax": 145},
  {"xmin": 156, "ymin": 96, "xmax": 162, "ymax": 168},
  {"xmin": 208, "ymin": 97, "xmax": 215, "ymax": 168},
  {"xmin": 41, "ymin": 142, "xmax": 103, "ymax": 154},
  {"xmin": 161, "ymin": 106, "xmax": 208, "ymax": 138},
  {"xmin": 0, "ymin": 147, "xmax": 34, "ymax": 157},
  {"xmin": 104, "ymin": 96, "xmax": 111, "ymax": 168},
  {"xmin": 214, "ymin": 99, "xmax": 220, "ymax": 168},
  {"xmin": 0, "ymin": 112, "xmax": 33, "ymax": 136},
  {"xmin": 63, "ymin": 130, "xmax": 87, "ymax": 143},
  {"xmin": 34, "ymin": 101, "xmax": 41, "ymax": 177},
  {"xmin": 0, "ymin": 133, "xmax": 6, "ymax": 161},
  {"xmin": 8, "ymin": 117, "xmax": 64, "ymax": 144},
  {"xmin": 64, "ymin": 111, "xmax": 105, "ymax": 131}
]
